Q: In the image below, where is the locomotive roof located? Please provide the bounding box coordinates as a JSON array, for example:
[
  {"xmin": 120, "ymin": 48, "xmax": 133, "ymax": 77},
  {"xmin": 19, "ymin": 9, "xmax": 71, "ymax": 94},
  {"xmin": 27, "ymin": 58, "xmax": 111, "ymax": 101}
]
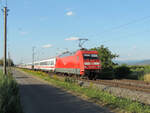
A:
[{"xmin": 58, "ymin": 49, "xmax": 98, "ymax": 58}]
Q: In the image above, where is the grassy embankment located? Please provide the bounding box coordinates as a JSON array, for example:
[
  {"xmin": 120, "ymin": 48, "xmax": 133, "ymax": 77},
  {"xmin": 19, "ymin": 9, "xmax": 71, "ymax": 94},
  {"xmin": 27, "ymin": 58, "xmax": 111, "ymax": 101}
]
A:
[
  {"xmin": 0, "ymin": 69, "xmax": 23, "ymax": 113},
  {"xmin": 20, "ymin": 68, "xmax": 150, "ymax": 113}
]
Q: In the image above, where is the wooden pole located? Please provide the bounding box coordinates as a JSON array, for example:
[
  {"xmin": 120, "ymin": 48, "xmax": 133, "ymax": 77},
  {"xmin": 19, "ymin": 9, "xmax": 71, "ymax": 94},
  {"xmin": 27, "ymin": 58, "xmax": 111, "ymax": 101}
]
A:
[{"xmin": 3, "ymin": 7, "xmax": 7, "ymax": 75}]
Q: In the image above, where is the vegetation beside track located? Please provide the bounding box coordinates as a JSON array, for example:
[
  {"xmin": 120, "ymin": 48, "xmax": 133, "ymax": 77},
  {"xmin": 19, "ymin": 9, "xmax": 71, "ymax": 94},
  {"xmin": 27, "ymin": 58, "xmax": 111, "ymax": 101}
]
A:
[
  {"xmin": 20, "ymin": 68, "xmax": 150, "ymax": 113},
  {"xmin": 114, "ymin": 65, "xmax": 150, "ymax": 81},
  {"xmin": 98, "ymin": 64, "xmax": 150, "ymax": 82},
  {"xmin": 90, "ymin": 45, "xmax": 150, "ymax": 81},
  {"xmin": 128, "ymin": 65, "xmax": 150, "ymax": 81},
  {"xmin": 0, "ymin": 69, "xmax": 23, "ymax": 113}
]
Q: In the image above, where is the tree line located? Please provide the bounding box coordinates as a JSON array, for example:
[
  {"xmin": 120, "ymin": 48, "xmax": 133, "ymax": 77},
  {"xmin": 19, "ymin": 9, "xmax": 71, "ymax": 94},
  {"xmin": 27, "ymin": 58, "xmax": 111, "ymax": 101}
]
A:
[{"xmin": 0, "ymin": 58, "xmax": 14, "ymax": 66}]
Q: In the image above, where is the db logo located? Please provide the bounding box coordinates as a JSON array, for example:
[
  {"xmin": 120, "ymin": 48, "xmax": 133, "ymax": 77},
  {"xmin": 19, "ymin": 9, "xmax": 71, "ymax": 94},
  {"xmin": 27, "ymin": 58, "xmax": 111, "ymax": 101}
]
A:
[{"xmin": 63, "ymin": 61, "xmax": 67, "ymax": 65}]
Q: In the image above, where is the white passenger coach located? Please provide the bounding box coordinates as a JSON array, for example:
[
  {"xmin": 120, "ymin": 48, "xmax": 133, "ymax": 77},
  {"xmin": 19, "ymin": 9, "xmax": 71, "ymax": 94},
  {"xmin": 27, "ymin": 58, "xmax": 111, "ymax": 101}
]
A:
[
  {"xmin": 34, "ymin": 57, "xmax": 56, "ymax": 71},
  {"xmin": 18, "ymin": 57, "xmax": 56, "ymax": 72}
]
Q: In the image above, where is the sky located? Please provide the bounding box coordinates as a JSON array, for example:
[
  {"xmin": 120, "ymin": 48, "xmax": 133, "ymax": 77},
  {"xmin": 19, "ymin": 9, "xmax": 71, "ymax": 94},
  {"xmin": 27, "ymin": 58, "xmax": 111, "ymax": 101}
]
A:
[{"xmin": 0, "ymin": 0, "xmax": 150, "ymax": 64}]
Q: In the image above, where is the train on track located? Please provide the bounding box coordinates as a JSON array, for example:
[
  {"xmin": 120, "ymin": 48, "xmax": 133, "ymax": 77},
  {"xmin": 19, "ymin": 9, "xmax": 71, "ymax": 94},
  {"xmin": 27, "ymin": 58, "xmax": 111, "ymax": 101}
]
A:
[{"xmin": 18, "ymin": 49, "xmax": 101, "ymax": 79}]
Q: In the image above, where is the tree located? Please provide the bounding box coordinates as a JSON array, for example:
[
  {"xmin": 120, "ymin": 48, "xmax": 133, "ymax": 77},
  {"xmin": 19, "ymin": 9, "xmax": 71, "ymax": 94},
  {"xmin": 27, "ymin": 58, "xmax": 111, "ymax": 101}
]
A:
[
  {"xmin": 90, "ymin": 45, "xmax": 118, "ymax": 79},
  {"xmin": 7, "ymin": 59, "xmax": 14, "ymax": 66},
  {"xmin": 91, "ymin": 45, "xmax": 119, "ymax": 70},
  {"xmin": 114, "ymin": 64, "xmax": 131, "ymax": 79},
  {"xmin": 0, "ymin": 58, "xmax": 14, "ymax": 66}
]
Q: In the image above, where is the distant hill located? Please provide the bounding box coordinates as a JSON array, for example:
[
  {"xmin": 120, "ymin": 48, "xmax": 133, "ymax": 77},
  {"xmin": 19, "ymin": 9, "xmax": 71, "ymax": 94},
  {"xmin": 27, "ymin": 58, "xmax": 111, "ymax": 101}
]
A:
[
  {"xmin": 133, "ymin": 60, "xmax": 150, "ymax": 65},
  {"xmin": 115, "ymin": 59, "xmax": 150, "ymax": 65}
]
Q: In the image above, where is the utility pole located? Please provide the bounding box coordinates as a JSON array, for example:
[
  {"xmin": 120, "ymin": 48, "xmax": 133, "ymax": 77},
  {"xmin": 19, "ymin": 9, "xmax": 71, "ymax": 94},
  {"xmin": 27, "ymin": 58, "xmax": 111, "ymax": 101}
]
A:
[
  {"xmin": 8, "ymin": 51, "xmax": 10, "ymax": 67},
  {"xmin": 32, "ymin": 47, "xmax": 35, "ymax": 69},
  {"xmin": 3, "ymin": 7, "xmax": 8, "ymax": 75}
]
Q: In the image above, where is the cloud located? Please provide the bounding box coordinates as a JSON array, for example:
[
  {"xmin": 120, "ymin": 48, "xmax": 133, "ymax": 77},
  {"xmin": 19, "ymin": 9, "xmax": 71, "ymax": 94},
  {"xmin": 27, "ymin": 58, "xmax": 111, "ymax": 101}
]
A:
[
  {"xmin": 65, "ymin": 37, "xmax": 79, "ymax": 41},
  {"xmin": 66, "ymin": 11, "xmax": 74, "ymax": 16},
  {"xmin": 20, "ymin": 31, "xmax": 29, "ymax": 35},
  {"xmin": 42, "ymin": 44, "xmax": 52, "ymax": 48}
]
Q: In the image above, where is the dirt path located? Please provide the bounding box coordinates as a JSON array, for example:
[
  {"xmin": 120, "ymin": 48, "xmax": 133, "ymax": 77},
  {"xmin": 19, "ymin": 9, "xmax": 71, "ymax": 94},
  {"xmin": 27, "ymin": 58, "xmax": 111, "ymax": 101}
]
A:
[{"xmin": 13, "ymin": 69, "xmax": 114, "ymax": 113}]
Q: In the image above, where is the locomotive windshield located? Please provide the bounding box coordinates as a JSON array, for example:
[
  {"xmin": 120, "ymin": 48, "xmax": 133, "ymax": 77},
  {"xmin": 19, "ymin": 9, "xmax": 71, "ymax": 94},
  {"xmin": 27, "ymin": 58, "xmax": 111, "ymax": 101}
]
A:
[{"xmin": 83, "ymin": 54, "xmax": 98, "ymax": 59}]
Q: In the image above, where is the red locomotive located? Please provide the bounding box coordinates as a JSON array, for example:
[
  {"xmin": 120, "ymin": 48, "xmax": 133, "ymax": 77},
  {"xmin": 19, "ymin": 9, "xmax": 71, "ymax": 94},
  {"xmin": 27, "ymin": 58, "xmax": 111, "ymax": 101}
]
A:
[
  {"xmin": 55, "ymin": 49, "xmax": 101, "ymax": 79},
  {"xmin": 19, "ymin": 49, "xmax": 101, "ymax": 79}
]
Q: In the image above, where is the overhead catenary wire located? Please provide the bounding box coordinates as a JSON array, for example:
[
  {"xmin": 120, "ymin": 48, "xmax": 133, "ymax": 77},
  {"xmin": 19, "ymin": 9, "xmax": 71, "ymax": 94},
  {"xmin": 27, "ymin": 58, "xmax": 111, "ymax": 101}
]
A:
[
  {"xmin": 68, "ymin": 15, "xmax": 150, "ymax": 42},
  {"xmin": 88, "ymin": 15, "xmax": 150, "ymax": 48},
  {"xmin": 101, "ymin": 15, "xmax": 150, "ymax": 34}
]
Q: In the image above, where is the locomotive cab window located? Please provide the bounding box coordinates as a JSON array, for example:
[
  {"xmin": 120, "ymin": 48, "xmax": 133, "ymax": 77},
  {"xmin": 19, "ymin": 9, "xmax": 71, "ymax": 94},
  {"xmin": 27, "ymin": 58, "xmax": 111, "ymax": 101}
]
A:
[
  {"xmin": 83, "ymin": 54, "xmax": 90, "ymax": 59},
  {"xmin": 83, "ymin": 54, "xmax": 98, "ymax": 59},
  {"xmin": 91, "ymin": 54, "xmax": 98, "ymax": 59}
]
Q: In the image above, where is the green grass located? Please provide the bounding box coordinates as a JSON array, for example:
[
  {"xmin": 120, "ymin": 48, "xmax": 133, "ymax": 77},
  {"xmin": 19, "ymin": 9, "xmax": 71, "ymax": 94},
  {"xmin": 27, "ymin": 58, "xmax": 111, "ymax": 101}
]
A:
[
  {"xmin": 0, "ymin": 69, "xmax": 23, "ymax": 113},
  {"xmin": 20, "ymin": 68, "xmax": 150, "ymax": 113}
]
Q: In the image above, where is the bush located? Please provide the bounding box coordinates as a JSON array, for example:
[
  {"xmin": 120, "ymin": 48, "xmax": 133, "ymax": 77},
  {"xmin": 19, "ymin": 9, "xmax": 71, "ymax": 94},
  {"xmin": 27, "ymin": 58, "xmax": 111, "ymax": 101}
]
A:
[
  {"xmin": 0, "ymin": 71, "xmax": 23, "ymax": 113},
  {"xmin": 98, "ymin": 70, "xmax": 115, "ymax": 79},
  {"xmin": 114, "ymin": 64, "xmax": 131, "ymax": 79},
  {"xmin": 129, "ymin": 65, "xmax": 150, "ymax": 80}
]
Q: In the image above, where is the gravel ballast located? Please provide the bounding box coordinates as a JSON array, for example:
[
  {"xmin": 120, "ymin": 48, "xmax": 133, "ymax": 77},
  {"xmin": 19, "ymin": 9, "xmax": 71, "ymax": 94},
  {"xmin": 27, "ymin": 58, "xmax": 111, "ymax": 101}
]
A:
[{"xmin": 78, "ymin": 80, "xmax": 150, "ymax": 105}]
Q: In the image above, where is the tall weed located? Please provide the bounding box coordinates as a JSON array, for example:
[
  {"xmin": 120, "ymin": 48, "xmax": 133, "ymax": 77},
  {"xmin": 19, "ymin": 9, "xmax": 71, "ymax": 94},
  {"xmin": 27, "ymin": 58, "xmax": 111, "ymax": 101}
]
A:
[{"xmin": 0, "ymin": 70, "xmax": 23, "ymax": 113}]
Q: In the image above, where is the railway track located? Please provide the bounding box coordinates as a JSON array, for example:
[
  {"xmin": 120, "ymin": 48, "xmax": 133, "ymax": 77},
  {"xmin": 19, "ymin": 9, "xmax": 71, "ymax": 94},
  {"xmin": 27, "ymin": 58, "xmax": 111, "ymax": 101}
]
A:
[
  {"xmin": 54, "ymin": 74, "xmax": 150, "ymax": 93},
  {"xmin": 77, "ymin": 79, "xmax": 150, "ymax": 93},
  {"xmin": 95, "ymin": 79, "xmax": 150, "ymax": 93},
  {"xmin": 22, "ymin": 69, "xmax": 150, "ymax": 93}
]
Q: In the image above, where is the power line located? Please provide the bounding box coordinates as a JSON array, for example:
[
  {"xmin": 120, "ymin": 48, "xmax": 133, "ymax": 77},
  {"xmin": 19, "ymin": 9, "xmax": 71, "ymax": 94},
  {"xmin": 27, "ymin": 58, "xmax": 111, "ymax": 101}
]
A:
[
  {"xmin": 65, "ymin": 11, "xmax": 150, "ymax": 41},
  {"xmin": 88, "ymin": 15, "xmax": 150, "ymax": 40},
  {"xmin": 70, "ymin": 15, "xmax": 150, "ymax": 40}
]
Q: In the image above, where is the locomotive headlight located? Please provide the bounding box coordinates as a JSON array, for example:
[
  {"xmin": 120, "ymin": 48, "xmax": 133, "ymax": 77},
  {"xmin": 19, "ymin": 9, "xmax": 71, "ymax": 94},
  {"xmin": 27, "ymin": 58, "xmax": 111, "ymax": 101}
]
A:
[
  {"xmin": 94, "ymin": 62, "xmax": 100, "ymax": 65},
  {"xmin": 84, "ymin": 66, "xmax": 88, "ymax": 68},
  {"xmin": 84, "ymin": 62, "xmax": 91, "ymax": 65}
]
